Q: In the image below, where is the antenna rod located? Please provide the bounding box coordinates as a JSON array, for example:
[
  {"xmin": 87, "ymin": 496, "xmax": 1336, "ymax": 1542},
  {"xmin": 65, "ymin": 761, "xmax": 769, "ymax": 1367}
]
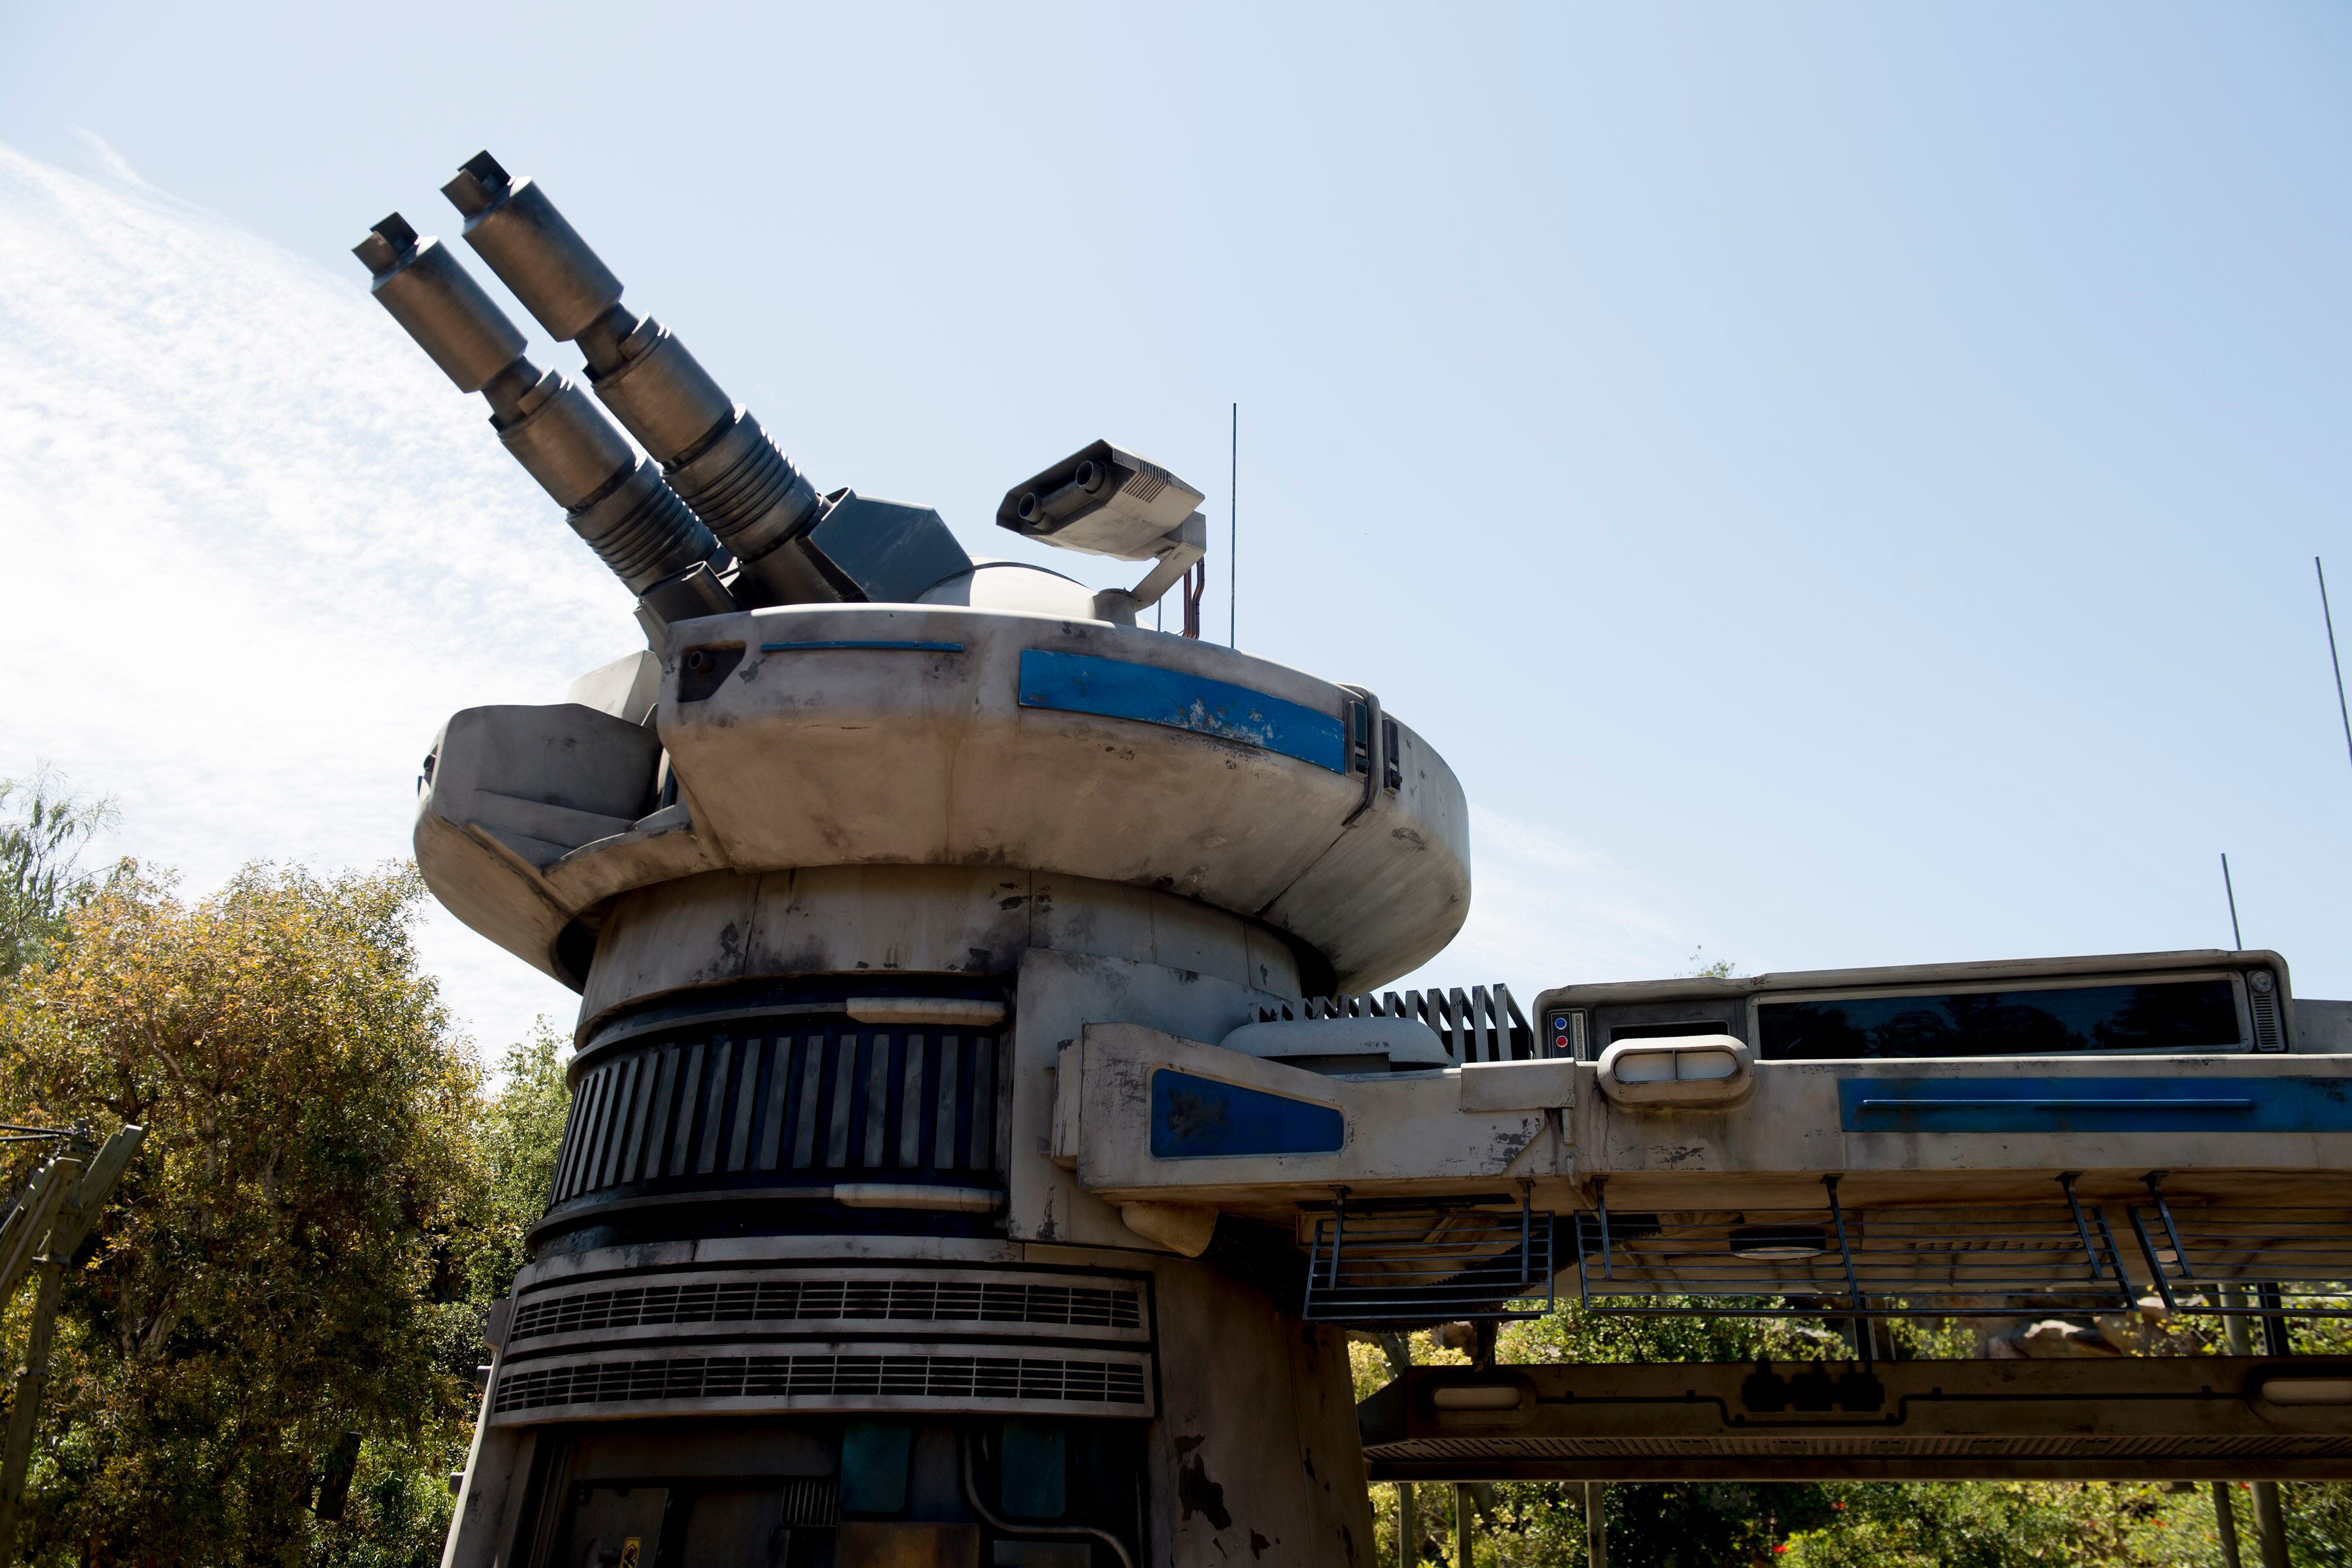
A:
[
  {"xmin": 1229, "ymin": 401, "xmax": 1238, "ymax": 648},
  {"xmin": 2318, "ymin": 557, "xmax": 2352, "ymax": 777},
  {"xmin": 2221, "ymin": 852, "xmax": 2244, "ymax": 950}
]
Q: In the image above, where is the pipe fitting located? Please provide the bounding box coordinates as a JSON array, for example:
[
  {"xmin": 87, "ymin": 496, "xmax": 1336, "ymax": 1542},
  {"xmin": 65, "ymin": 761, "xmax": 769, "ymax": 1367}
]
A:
[
  {"xmin": 494, "ymin": 372, "xmax": 636, "ymax": 510},
  {"xmin": 588, "ymin": 319, "xmax": 736, "ymax": 463}
]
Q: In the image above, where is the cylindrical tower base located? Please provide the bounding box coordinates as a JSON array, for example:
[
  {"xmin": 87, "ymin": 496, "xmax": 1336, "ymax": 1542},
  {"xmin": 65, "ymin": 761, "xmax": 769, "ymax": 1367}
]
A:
[{"xmin": 446, "ymin": 866, "xmax": 1372, "ymax": 1567}]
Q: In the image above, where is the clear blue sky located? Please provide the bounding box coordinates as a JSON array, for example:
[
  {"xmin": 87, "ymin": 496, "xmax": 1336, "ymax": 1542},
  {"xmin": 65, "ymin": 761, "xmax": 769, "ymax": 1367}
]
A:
[{"xmin": 7, "ymin": 3, "xmax": 2352, "ymax": 1044}]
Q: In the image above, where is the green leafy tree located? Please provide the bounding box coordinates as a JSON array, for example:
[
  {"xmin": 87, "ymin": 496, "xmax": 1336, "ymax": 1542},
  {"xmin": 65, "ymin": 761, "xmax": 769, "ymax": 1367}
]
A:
[
  {"xmin": 0, "ymin": 862, "xmax": 482, "ymax": 1567},
  {"xmin": 0, "ymin": 768, "xmax": 119, "ymax": 979},
  {"xmin": 1778, "ymin": 1480, "xmax": 2216, "ymax": 1568},
  {"xmin": 464, "ymin": 1023, "xmax": 571, "ymax": 1308}
]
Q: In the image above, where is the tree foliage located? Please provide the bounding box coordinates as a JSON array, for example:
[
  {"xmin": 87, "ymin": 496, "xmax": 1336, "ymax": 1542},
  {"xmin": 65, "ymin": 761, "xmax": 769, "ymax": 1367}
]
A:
[
  {"xmin": 0, "ymin": 862, "xmax": 482, "ymax": 1566},
  {"xmin": 464, "ymin": 1024, "xmax": 569, "ymax": 1309},
  {"xmin": 0, "ymin": 768, "xmax": 119, "ymax": 979}
]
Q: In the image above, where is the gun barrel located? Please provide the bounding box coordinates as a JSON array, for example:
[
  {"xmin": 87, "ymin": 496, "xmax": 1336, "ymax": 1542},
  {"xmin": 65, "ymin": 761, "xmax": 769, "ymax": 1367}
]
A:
[
  {"xmin": 353, "ymin": 214, "xmax": 732, "ymax": 613},
  {"xmin": 442, "ymin": 153, "xmax": 828, "ymax": 600}
]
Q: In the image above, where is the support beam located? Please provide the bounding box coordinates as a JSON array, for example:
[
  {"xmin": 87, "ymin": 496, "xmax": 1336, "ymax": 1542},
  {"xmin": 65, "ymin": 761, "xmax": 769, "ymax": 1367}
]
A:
[
  {"xmin": 1361, "ymin": 1358, "xmax": 2352, "ymax": 1483},
  {"xmin": 1378, "ymin": 1333, "xmax": 1418, "ymax": 1568},
  {"xmin": 0, "ymin": 1156, "xmax": 82, "ymax": 1556},
  {"xmin": 2212, "ymin": 1481, "xmax": 2242, "ymax": 1568},
  {"xmin": 0, "ymin": 1128, "xmax": 142, "ymax": 1561},
  {"xmin": 2223, "ymin": 1286, "xmax": 2293, "ymax": 1568}
]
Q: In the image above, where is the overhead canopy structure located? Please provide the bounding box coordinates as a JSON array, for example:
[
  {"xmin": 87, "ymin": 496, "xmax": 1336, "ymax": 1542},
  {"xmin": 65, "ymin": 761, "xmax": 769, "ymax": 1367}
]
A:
[{"xmin": 1359, "ymin": 1358, "xmax": 2352, "ymax": 1484}]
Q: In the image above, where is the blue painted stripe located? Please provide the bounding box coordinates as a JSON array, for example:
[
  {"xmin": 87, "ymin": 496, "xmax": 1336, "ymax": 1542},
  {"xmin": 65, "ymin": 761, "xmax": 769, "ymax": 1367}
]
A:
[
  {"xmin": 1017, "ymin": 649, "xmax": 1347, "ymax": 773},
  {"xmin": 760, "ymin": 640, "xmax": 964, "ymax": 653},
  {"xmin": 1150, "ymin": 1070, "xmax": 1346, "ymax": 1158},
  {"xmin": 1840, "ymin": 1076, "xmax": 2352, "ymax": 1134}
]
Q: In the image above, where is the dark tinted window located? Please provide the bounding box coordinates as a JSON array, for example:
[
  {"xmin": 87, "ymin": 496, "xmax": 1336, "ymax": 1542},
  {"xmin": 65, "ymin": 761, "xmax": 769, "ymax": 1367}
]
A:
[{"xmin": 1756, "ymin": 979, "xmax": 2241, "ymax": 1061}]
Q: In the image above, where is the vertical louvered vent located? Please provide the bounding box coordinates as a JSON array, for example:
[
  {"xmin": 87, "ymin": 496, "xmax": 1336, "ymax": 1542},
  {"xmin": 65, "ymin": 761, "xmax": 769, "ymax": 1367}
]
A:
[
  {"xmin": 2249, "ymin": 973, "xmax": 2285, "ymax": 1052},
  {"xmin": 778, "ymin": 1478, "xmax": 838, "ymax": 1527},
  {"xmin": 1260, "ymin": 985, "xmax": 1533, "ymax": 1063},
  {"xmin": 547, "ymin": 1014, "xmax": 1002, "ymax": 1209}
]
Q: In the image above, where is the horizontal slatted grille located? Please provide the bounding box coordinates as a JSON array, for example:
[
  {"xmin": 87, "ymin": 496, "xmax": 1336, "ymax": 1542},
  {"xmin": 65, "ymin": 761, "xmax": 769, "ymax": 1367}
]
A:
[
  {"xmin": 493, "ymin": 1353, "xmax": 1148, "ymax": 1415},
  {"xmin": 510, "ymin": 1277, "xmax": 1142, "ymax": 1343},
  {"xmin": 547, "ymin": 1015, "xmax": 1002, "ymax": 1209}
]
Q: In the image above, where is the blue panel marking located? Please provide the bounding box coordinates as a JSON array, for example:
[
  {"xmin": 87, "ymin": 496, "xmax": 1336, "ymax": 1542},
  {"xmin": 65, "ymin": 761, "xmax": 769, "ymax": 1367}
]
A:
[
  {"xmin": 1840, "ymin": 1076, "xmax": 2352, "ymax": 1134},
  {"xmin": 760, "ymin": 640, "xmax": 964, "ymax": 653},
  {"xmin": 1150, "ymin": 1070, "xmax": 1346, "ymax": 1158},
  {"xmin": 1017, "ymin": 649, "xmax": 1348, "ymax": 773}
]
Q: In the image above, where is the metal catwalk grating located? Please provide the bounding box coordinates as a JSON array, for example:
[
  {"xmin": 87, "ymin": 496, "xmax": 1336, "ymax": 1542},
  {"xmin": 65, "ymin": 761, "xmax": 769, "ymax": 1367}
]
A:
[
  {"xmin": 2129, "ymin": 1176, "xmax": 2352, "ymax": 1317},
  {"xmin": 495, "ymin": 1352, "xmax": 1147, "ymax": 1416},
  {"xmin": 1303, "ymin": 1196, "xmax": 1556, "ymax": 1324},
  {"xmin": 510, "ymin": 1276, "xmax": 1143, "ymax": 1343},
  {"xmin": 1575, "ymin": 1175, "xmax": 2138, "ymax": 1317}
]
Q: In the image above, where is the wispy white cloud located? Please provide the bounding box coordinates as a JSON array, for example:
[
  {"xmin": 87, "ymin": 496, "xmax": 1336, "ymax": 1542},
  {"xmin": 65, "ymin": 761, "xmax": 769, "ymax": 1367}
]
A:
[
  {"xmin": 0, "ymin": 136, "xmax": 610, "ymax": 1052},
  {"xmin": 1392, "ymin": 804, "xmax": 1729, "ymax": 1004},
  {"xmin": 64, "ymin": 127, "xmax": 163, "ymax": 198}
]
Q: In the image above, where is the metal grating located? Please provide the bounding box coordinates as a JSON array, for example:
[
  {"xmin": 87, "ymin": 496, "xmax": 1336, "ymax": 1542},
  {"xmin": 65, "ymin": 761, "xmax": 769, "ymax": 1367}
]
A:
[
  {"xmin": 1260, "ymin": 984, "xmax": 1535, "ymax": 1064},
  {"xmin": 1303, "ymin": 1196, "xmax": 1556, "ymax": 1324},
  {"xmin": 2129, "ymin": 1177, "xmax": 2352, "ymax": 1316},
  {"xmin": 1575, "ymin": 1175, "xmax": 2138, "ymax": 1317},
  {"xmin": 494, "ymin": 1352, "xmax": 1148, "ymax": 1416},
  {"xmin": 510, "ymin": 1277, "xmax": 1143, "ymax": 1343},
  {"xmin": 547, "ymin": 1019, "xmax": 1001, "ymax": 1209}
]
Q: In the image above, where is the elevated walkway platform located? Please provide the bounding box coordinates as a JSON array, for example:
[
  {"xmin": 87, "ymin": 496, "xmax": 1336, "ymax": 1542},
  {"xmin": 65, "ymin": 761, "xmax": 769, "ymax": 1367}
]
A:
[{"xmin": 1054, "ymin": 949, "xmax": 2352, "ymax": 1324}]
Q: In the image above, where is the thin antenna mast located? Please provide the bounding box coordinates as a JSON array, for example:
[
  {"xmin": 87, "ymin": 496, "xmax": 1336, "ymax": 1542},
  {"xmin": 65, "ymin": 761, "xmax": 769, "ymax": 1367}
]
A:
[
  {"xmin": 2318, "ymin": 557, "xmax": 2352, "ymax": 776},
  {"xmin": 2221, "ymin": 853, "xmax": 2244, "ymax": 950},
  {"xmin": 1228, "ymin": 401, "xmax": 1238, "ymax": 648}
]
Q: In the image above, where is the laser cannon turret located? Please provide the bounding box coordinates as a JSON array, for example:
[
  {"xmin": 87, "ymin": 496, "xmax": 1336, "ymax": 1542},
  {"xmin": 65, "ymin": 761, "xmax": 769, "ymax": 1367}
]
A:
[{"xmin": 357, "ymin": 152, "xmax": 981, "ymax": 630}]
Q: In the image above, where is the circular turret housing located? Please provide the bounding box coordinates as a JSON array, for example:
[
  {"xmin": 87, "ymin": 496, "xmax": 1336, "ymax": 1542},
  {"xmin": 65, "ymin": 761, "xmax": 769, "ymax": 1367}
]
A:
[{"xmin": 417, "ymin": 602, "xmax": 1469, "ymax": 1007}]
